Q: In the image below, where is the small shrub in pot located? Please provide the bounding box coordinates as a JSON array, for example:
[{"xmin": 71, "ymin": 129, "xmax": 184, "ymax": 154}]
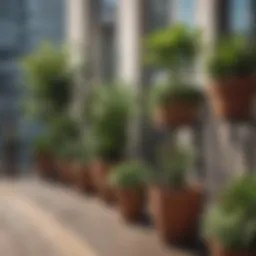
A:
[
  {"xmin": 203, "ymin": 176, "xmax": 256, "ymax": 256},
  {"xmin": 109, "ymin": 161, "xmax": 150, "ymax": 222},
  {"xmin": 54, "ymin": 141, "xmax": 77, "ymax": 184},
  {"xmin": 148, "ymin": 145, "xmax": 203, "ymax": 243},
  {"xmin": 72, "ymin": 144, "xmax": 95, "ymax": 193},
  {"xmin": 90, "ymin": 84, "xmax": 133, "ymax": 202},
  {"xmin": 208, "ymin": 37, "xmax": 256, "ymax": 120},
  {"xmin": 146, "ymin": 24, "xmax": 204, "ymax": 128}
]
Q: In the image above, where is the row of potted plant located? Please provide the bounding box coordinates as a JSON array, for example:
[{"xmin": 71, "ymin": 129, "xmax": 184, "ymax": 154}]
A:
[
  {"xmin": 35, "ymin": 131, "xmax": 256, "ymax": 256},
  {"xmin": 25, "ymin": 26, "xmax": 256, "ymax": 256},
  {"xmin": 32, "ymin": 74, "xmax": 256, "ymax": 255},
  {"xmin": 147, "ymin": 25, "xmax": 256, "ymax": 127}
]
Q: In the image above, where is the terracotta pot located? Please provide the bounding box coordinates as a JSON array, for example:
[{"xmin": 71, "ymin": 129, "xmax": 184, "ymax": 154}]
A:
[
  {"xmin": 36, "ymin": 153, "xmax": 55, "ymax": 178},
  {"xmin": 73, "ymin": 163, "xmax": 94, "ymax": 192},
  {"xmin": 154, "ymin": 101, "xmax": 201, "ymax": 128},
  {"xmin": 58, "ymin": 161, "xmax": 73, "ymax": 184},
  {"xmin": 91, "ymin": 160, "xmax": 117, "ymax": 202},
  {"xmin": 116, "ymin": 188, "xmax": 144, "ymax": 222},
  {"xmin": 149, "ymin": 186, "xmax": 203, "ymax": 243},
  {"xmin": 209, "ymin": 77, "xmax": 255, "ymax": 120},
  {"xmin": 210, "ymin": 241, "xmax": 255, "ymax": 256}
]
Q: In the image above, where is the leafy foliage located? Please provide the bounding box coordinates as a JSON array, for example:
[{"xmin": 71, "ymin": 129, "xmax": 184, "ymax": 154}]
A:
[
  {"xmin": 49, "ymin": 114, "xmax": 80, "ymax": 145},
  {"xmin": 150, "ymin": 82, "xmax": 204, "ymax": 110},
  {"xmin": 150, "ymin": 144, "xmax": 195, "ymax": 188},
  {"xmin": 33, "ymin": 133, "xmax": 54, "ymax": 155},
  {"xmin": 33, "ymin": 115, "xmax": 80, "ymax": 159},
  {"xmin": 22, "ymin": 43, "xmax": 72, "ymax": 120},
  {"xmin": 209, "ymin": 37, "xmax": 256, "ymax": 79},
  {"xmin": 109, "ymin": 161, "xmax": 150, "ymax": 188},
  {"xmin": 203, "ymin": 176, "xmax": 256, "ymax": 250},
  {"xmin": 91, "ymin": 84, "xmax": 133, "ymax": 161},
  {"xmin": 146, "ymin": 24, "xmax": 201, "ymax": 69},
  {"xmin": 146, "ymin": 24, "xmax": 203, "ymax": 111}
]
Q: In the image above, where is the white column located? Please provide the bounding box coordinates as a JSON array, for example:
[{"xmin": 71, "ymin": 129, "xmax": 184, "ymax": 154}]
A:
[
  {"xmin": 116, "ymin": 0, "xmax": 146, "ymax": 158},
  {"xmin": 196, "ymin": 0, "xmax": 218, "ymax": 85},
  {"xmin": 66, "ymin": 0, "xmax": 93, "ymax": 120},
  {"xmin": 116, "ymin": 0, "xmax": 144, "ymax": 86},
  {"xmin": 66, "ymin": 0, "xmax": 92, "ymax": 67}
]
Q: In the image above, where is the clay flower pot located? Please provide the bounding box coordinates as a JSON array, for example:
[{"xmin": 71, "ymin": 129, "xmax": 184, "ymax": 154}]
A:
[
  {"xmin": 209, "ymin": 241, "xmax": 256, "ymax": 256},
  {"xmin": 209, "ymin": 77, "xmax": 255, "ymax": 121},
  {"xmin": 116, "ymin": 188, "xmax": 144, "ymax": 222},
  {"xmin": 91, "ymin": 160, "xmax": 117, "ymax": 202},
  {"xmin": 58, "ymin": 161, "xmax": 73, "ymax": 184},
  {"xmin": 73, "ymin": 163, "xmax": 94, "ymax": 192},
  {"xmin": 154, "ymin": 101, "xmax": 200, "ymax": 128},
  {"xmin": 149, "ymin": 186, "xmax": 203, "ymax": 243},
  {"xmin": 36, "ymin": 153, "xmax": 55, "ymax": 178}
]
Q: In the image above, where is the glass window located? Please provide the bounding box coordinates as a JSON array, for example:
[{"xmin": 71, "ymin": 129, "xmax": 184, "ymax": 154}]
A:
[
  {"xmin": 101, "ymin": 0, "xmax": 117, "ymax": 23},
  {"xmin": 229, "ymin": 0, "xmax": 251, "ymax": 34},
  {"xmin": 176, "ymin": 0, "xmax": 196, "ymax": 26},
  {"xmin": 0, "ymin": 0, "xmax": 13, "ymax": 20},
  {"xmin": 148, "ymin": 0, "xmax": 169, "ymax": 31}
]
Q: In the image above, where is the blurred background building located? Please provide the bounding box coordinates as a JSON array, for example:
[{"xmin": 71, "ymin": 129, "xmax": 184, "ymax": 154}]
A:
[{"xmin": 0, "ymin": 0, "xmax": 65, "ymax": 172}]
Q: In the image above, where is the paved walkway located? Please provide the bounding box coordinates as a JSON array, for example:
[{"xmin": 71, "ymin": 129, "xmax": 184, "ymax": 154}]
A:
[{"xmin": 0, "ymin": 178, "xmax": 199, "ymax": 256}]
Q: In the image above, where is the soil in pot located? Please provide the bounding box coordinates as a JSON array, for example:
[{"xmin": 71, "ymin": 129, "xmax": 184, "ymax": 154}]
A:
[
  {"xmin": 116, "ymin": 188, "xmax": 144, "ymax": 222},
  {"xmin": 209, "ymin": 77, "xmax": 255, "ymax": 121},
  {"xmin": 210, "ymin": 241, "xmax": 256, "ymax": 256},
  {"xmin": 91, "ymin": 160, "xmax": 116, "ymax": 203},
  {"xmin": 154, "ymin": 101, "xmax": 200, "ymax": 128},
  {"xmin": 149, "ymin": 186, "xmax": 203, "ymax": 243}
]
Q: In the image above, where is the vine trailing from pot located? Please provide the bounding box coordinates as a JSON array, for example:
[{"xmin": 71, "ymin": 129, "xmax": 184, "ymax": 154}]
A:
[{"xmin": 146, "ymin": 24, "xmax": 204, "ymax": 128}]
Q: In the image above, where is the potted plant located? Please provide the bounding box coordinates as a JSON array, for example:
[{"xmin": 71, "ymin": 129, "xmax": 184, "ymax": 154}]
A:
[
  {"xmin": 90, "ymin": 84, "xmax": 132, "ymax": 202},
  {"xmin": 203, "ymin": 176, "xmax": 256, "ymax": 256},
  {"xmin": 22, "ymin": 43, "xmax": 75, "ymax": 178},
  {"xmin": 208, "ymin": 37, "xmax": 256, "ymax": 120},
  {"xmin": 50, "ymin": 115, "xmax": 80, "ymax": 183},
  {"xmin": 148, "ymin": 145, "xmax": 203, "ymax": 243},
  {"xmin": 71, "ymin": 143, "xmax": 95, "ymax": 193},
  {"xmin": 146, "ymin": 24, "xmax": 204, "ymax": 128},
  {"xmin": 109, "ymin": 161, "xmax": 149, "ymax": 222},
  {"xmin": 33, "ymin": 134, "xmax": 55, "ymax": 179},
  {"xmin": 22, "ymin": 43, "xmax": 72, "ymax": 122},
  {"xmin": 55, "ymin": 142, "xmax": 76, "ymax": 184}
]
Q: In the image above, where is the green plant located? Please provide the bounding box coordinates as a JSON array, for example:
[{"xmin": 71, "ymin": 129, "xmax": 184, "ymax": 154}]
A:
[
  {"xmin": 22, "ymin": 42, "xmax": 72, "ymax": 120},
  {"xmin": 49, "ymin": 115, "xmax": 80, "ymax": 145},
  {"xmin": 146, "ymin": 24, "xmax": 200, "ymax": 70},
  {"xmin": 109, "ymin": 161, "xmax": 150, "ymax": 188},
  {"xmin": 150, "ymin": 82, "xmax": 204, "ymax": 110},
  {"xmin": 150, "ymin": 144, "xmax": 195, "ymax": 188},
  {"xmin": 91, "ymin": 84, "xmax": 133, "ymax": 161},
  {"xmin": 146, "ymin": 24, "xmax": 203, "ymax": 112},
  {"xmin": 33, "ymin": 134, "xmax": 53, "ymax": 155},
  {"xmin": 203, "ymin": 176, "xmax": 256, "ymax": 251},
  {"xmin": 209, "ymin": 37, "xmax": 256, "ymax": 79}
]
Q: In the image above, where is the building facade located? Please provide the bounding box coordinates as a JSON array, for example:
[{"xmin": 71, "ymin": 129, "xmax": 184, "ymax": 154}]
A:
[
  {"xmin": 67, "ymin": 0, "xmax": 256, "ymax": 194},
  {"xmin": 0, "ymin": 0, "xmax": 65, "ymax": 171}
]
